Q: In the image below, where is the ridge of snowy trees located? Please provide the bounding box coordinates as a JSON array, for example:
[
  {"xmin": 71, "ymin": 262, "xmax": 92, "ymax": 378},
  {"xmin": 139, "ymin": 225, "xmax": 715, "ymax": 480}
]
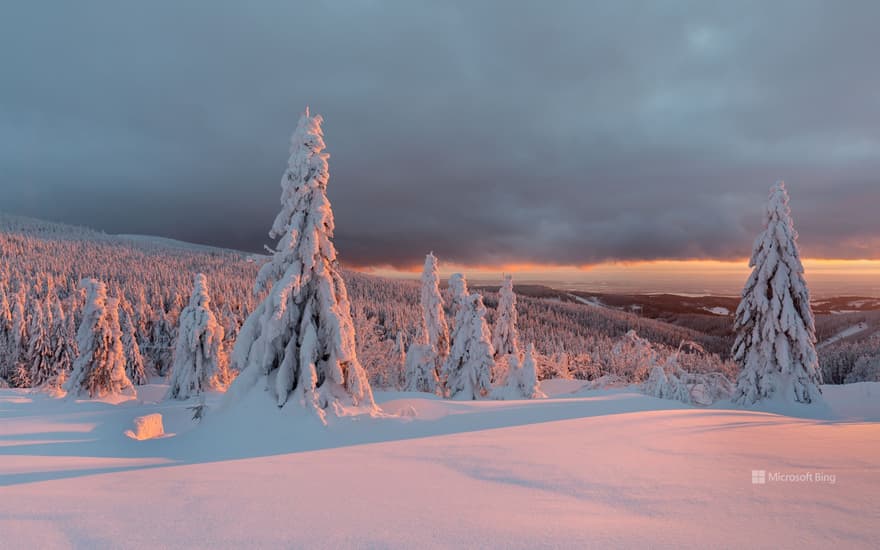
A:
[
  {"xmin": 732, "ymin": 182, "xmax": 823, "ymax": 405},
  {"xmin": 0, "ymin": 213, "xmax": 257, "ymax": 392},
  {"xmin": 0, "ymin": 214, "xmax": 747, "ymax": 400},
  {"xmin": 227, "ymin": 109, "xmax": 374, "ymax": 419},
  {"xmin": 0, "ymin": 208, "xmax": 750, "ymax": 397},
  {"xmin": 166, "ymin": 274, "xmax": 227, "ymax": 400}
]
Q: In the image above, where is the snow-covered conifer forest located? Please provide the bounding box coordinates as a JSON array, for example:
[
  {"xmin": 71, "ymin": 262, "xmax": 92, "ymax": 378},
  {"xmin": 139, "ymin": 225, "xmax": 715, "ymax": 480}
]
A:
[
  {"xmin": 2, "ymin": 115, "xmax": 878, "ymax": 548},
  {"xmin": 0, "ymin": 211, "xmax": 751, "ymax": 397},
  {"xmin": 2, "ymin": 208, "xmax": 877, "ymax": 398}
]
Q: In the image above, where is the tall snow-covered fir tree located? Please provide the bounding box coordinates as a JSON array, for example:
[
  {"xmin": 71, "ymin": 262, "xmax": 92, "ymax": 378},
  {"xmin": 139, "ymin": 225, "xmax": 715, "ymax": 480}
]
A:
[
  {"xmin": 26, "ymin": 297, "xmax": 55, "ymax": 387},
  {"xmin": 119, "ymin": 297, "xmax": 148, "ymax": 385},
  {"xmin": 404, "ymin": 253, "xmax": 449, "ymax": 394},
  {"xmin": 228, "ymin": 108, "xmax": 375, "ymax": 418},
  {"xmin": 443, "ymin": 286, "xmax": 494, "ymax": 400},
  {"xmin": 47, "ymin": 294, "xmax": 76, "ymax": 388},
  {"xmin": 421, "ymin": 253, "xmax": 449, "ymax": 358},
  {"xmin": 0, "ymin": 287, "xmax": 12, "ymax": 382},
  {"xmin": 65, "ymin": 279, "xmax": 134, "ymax": 398},
  {"xmin": 167, "ymin": 274, "xmax": 225, "ymax": 400},
  {"xmin": 732, "ymin": 182, "xmax": 823, "ymax": 405},
  {"xmin": 8, "ymin": 290, "xmax": 29, "ymax": 386},
  {"xmin": 491, "ymin": 274, "xmax": 519, "ymax": 359},
  {"xmin": 148, "ymin": 293, "xmax": 174, "ymax": 376}
]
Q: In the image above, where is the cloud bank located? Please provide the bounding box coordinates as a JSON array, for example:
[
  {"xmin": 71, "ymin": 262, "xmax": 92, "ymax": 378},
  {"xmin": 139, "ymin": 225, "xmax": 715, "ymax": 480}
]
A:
[{"xmin": 2, "ymin": 1, "xmax": 879, "ymax": 268}]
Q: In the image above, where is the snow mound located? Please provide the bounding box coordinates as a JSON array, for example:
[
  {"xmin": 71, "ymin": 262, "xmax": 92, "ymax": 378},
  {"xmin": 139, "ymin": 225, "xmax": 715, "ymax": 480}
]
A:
[
  {"xmin": 539, "ymin": 378, "xmax": 590, "ymax": 396},
  {"xmin": 125, "ymin": 413, "xmax": 165, "ymax": 440}
]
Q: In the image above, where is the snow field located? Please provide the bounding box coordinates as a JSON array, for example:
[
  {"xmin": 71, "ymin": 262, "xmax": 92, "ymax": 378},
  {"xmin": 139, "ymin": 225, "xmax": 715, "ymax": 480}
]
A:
[{"xmin": 2, "ymin": 382, "xmax": 878, "ymax": 549}]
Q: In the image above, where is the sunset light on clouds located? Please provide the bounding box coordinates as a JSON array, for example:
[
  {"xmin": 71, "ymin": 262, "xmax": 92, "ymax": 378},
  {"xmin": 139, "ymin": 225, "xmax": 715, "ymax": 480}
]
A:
[{"xmin": 370, "ymin": 259, "xmax": 880, "ymax": 296}]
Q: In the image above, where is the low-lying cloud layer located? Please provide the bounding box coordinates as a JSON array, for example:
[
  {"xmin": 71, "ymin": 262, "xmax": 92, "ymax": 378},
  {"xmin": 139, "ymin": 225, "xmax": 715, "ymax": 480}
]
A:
[{"xmin": 3, "ymin": 1, "xmax": 879, "ymax": 268}]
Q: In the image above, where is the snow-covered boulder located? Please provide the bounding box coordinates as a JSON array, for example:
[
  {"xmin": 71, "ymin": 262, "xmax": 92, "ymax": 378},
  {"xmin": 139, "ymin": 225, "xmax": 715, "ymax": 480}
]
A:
[{"xmin": 125, "ymin": 413, "xmax": 165, "ymax": 440}]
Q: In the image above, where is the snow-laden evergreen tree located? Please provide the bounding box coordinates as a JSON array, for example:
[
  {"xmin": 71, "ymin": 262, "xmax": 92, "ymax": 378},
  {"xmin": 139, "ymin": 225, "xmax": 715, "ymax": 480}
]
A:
[
  {"xmin": 732, "ymin": 182, "xmax": 823, "ymax": 405},
  {"xmin": 65, "ymin": 279, "xmax": 134, "ymax": 398},
  {"xmin": 146, "ymin": 292, "xmax": 175, "ymax": 376},
  {"xmin": 491, "ymin": 274, "xmax": 519, "ymax": 361},
  {"xmin": 403, "ymin": 303, "xmax": 439, "ymax": 394},
  {"xmin": 229, "ymin": 108, "xmax": 374, "ymax": 418},
  {"xmin": 495, "ymin": 343, "xmax": 545, "ymax": 399},
  {"xmin": 403, "ymin": 340, "xmax": 439, "ymax": 393},
  {"xmin": 612, "ymin": 330, "xmax": 659, "ymax": 383},
  {"xmin": 403, "ymin": 253, "xmax": 449, "ymax": 394},
  {"xmin": 517, "ymin": 343, "xmax": 543, "ymax": 398},
  {"xmin": 8, "ymin": 290, "xmax": 29, "ymax": 387},
  {"xmin": 0, "ymin": 287, "xmax": 12, "ymax": 382},
  {"xmin": 47, "ymin": 294, "xmax": 76, "ymax": 389},
  {"xmin": 120, "ymin": 301, "xmax": 148, "ymax": 385},
  {"xmin": 421, "ymin": 253, "xmax": 449, "ymax": 358},
  {"xmin": 27, "ymin": 297, "xmax": 55, "ymax": 387},
  {"xmin": 167, "ymin": 274, "xmax": 225, "ymax": 400},
  {"xmin": 643, "ymin": 365, "xmax": 691, "ymax": 403},
  {"xmin": 392, "ymin": 331, "xmax": 407, "ymax": 389},
  {"xmin": 448, "ymin": 273, "xmax": 469, "ymax": 317},
  {"xmin": 443, "ymin": 291, "xmax": 494, "ymax": 400}
]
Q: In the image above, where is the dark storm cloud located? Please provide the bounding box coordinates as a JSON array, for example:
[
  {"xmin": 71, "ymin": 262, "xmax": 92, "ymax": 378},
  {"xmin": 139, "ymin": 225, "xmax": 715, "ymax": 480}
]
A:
[{"xmin": 2, "ymin": 0, "xmax": 879, "ymax": 268}]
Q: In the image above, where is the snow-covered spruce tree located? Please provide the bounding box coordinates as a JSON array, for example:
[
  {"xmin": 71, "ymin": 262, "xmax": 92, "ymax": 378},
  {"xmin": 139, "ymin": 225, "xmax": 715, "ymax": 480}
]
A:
[
  {"xmin": 517, "ymin": 343, "xmax": 543, "ymax": 398},
  {"xmin": 27, "ymin": 298, "xmax": 55, "ymax": 387},
  {"xmin": 392, "ymin": 331, "xmax": 407, "ymax": 389},
  {"xmin": 443, "ymin": 291, "xmax": 494, "ymax": 400},
  {"xmin": 167, "ymin": 274, "xmax": 225, "ymax": 400},
  {"xmin": 404, "ymin": 301, "xmax": 440, "ymax": 393},
  {"xmin": 65, "ymin": 279, "xmax": 134, "ymax": 398},
  {"xmin": 0, "ymin": 287, "xmax": 12, "ymax": 382},
  {"xmin": 643, "ymin": 365, "xmax": 691, "ymax": 404},
  {"xmin": 120, "ymin": 298, "xmax": 148, "ymax": 385},
  {"xmin": 148, "ymin": 293, "xmax": 174, "ymax": 376},
  {"xmin": 421, "ymin": 253, "xmax": 450, "ymax": 358},
  {"xmin": 228, "ymin": 108, "xmax": 374, "ymax": 418},
  {"xmin": 495, "ymin": 343, "xmax": 544, "ymax": 399},
  {"xmin": 402, "ymin": 253, "xmax": 449, "ymax": 394},
  {"xmin": 47, "ymin": 294, "xmax": 76, "ymax": 389},
  {"xmin": 403, "ymin": 338, "xmax": 439, "ymax": 393},
  {"xmin": 732, "ymin": 182, "xmax": 822, "ymax": 405},
  {"xmin": 491, "ymin": 274, "xmax": 519, "ymax": 359},
  {"xmin": 9, "ymin": 291, "xmax": 28, "ymax": 384},
  {"xmin": 447, "ymin": 272, "xmax": 469, "ymax": 319}
]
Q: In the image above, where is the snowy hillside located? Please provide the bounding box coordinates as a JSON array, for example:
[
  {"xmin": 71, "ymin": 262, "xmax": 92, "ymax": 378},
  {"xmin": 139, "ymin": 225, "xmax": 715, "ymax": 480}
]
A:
[
  {"xmin": 0, "ymin": 212, "xmax": 738, "ymax": 391},
  {"xmin": 2, "ymin": 381, "xmax": 878, "ymax": 549}
]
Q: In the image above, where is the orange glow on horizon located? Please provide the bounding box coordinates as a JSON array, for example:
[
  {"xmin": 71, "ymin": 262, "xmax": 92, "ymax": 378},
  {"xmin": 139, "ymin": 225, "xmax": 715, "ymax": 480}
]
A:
[
  {"xmin": 352, "ymin": 258, "xmax": 880, "ymax": 276},
  {"xmin": 346, "ymin": 258, "xmax": 880, "ymax": 296}
]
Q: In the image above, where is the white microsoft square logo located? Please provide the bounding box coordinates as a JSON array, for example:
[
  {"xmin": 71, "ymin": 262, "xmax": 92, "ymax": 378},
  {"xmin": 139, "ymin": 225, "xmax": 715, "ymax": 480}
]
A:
[{"xmin": 752, "ymin": 470, "xmax": 766, "ymax": 484}]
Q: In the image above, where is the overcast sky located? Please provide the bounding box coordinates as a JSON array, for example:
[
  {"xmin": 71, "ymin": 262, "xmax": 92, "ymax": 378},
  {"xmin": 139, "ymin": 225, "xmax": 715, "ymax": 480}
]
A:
[{"xmin": 2, "ymin": 1, "xmax": 879, "ymax": 269}]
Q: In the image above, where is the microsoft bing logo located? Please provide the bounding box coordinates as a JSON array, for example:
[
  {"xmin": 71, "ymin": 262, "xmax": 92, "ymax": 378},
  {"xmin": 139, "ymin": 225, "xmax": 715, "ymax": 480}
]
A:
[{"xmin": 752, "ymin": 470, "xmax": 766, "ymax": 484}]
